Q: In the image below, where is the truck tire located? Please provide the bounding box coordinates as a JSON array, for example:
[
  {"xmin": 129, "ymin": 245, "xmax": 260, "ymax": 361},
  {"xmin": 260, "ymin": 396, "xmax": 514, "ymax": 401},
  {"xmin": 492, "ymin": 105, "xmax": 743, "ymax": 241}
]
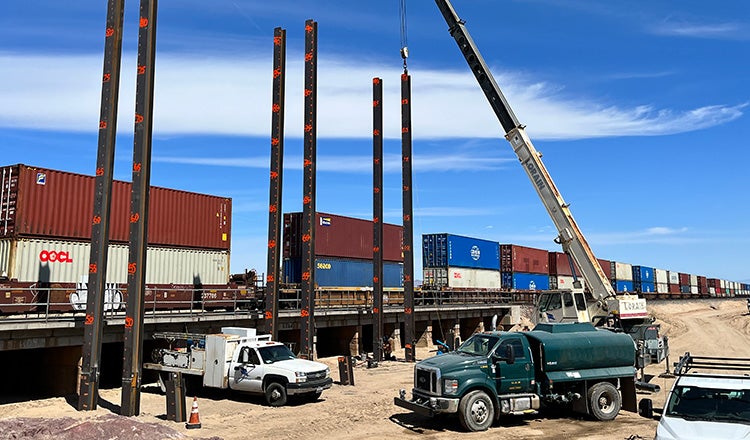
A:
[
  {"xmin": 458, "ymin": 390, "xmax": 495, "ymax": 432},
  {"xmin": 587, "ymin": 382, "xmax": 621, "ymax": 421},
  {"xmin": 265, "ymin": 382, "xmax": 288, "ymax": 407}
]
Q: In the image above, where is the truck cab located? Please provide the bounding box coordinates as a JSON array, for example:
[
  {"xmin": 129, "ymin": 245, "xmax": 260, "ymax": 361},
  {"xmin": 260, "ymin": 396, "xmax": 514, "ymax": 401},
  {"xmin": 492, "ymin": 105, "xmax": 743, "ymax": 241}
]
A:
[
  {"xmin": 228, "ymin": 339, "xmax": 332, "ymax": 406},
  {"xmin": 645, "ymin": 353, "xmax": 750, "ymax": 440}
]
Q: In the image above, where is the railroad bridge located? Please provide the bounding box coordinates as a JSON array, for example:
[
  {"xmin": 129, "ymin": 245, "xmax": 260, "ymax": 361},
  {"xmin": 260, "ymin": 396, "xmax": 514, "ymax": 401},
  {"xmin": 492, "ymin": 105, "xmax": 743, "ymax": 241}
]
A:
[{"xmin": 0, "ymin": 290, "xmax": 527, "ymax": 397}]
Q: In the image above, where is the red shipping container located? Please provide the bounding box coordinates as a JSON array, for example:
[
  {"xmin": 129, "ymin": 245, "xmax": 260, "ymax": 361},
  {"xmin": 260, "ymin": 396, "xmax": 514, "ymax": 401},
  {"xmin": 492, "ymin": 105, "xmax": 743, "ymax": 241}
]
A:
[
  {"xmin": 678, "ymin": 273, "xmax": 690, "ymax": 286},
  {"xmin": 0, "ymin": 164, "xmax": 231, "ymax": 250},
  {"xmin": 668, "ymin": 284, "xmax": 681, "ymax": 294},
  {"xmin": 500, "ymin": 244, "xmax": 548, "ymax": 274},
  {"xmin": 283, "ymin": 212, "xmax": 403, "ymax": 262},
  {"xmin": 597, "ymin": 258, "xmax": 612, "ymax": 280}
]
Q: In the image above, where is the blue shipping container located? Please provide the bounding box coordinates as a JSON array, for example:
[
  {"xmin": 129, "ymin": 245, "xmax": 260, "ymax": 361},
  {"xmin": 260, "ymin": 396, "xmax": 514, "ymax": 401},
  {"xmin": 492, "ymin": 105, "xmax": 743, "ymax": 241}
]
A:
[
  {"xmin": 632, "ymin": 266, "xmax": 654, "ymax": 283},
  {"xmin": 283, "ymin": 257, "xmax": 403, "ymax": 288},
  {"xmin": 634, "ymin": 281, "xmax": 655, "ymax": 293},
  {"xmin": 422, "ymin": 233, "xmax": 499, "ymax": 270},
  {"xmin": 612, "ymin": 280, "xmax": 634, "ymax": 293},
  {"xmin": 501, "ymin": 272, "xmax": 550, "ymax": 291}
]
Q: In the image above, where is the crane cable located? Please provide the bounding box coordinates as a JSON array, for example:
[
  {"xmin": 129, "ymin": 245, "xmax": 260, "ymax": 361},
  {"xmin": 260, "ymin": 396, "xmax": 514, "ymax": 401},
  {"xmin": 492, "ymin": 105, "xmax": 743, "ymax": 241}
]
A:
[{"xmin": 399, "ymin": 0, "xmax": 409, "ymax": 72}]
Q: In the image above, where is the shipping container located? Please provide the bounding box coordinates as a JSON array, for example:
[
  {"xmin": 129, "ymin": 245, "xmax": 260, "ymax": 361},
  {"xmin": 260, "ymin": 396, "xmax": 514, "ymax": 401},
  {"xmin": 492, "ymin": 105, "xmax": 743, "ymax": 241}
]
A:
[
  {"xmin": 549, "ymin": 252, "xmax": 576, "ymax": 276},
  {"xmin": 678, "ymin": 273, "xmax": 690, "ymax": 286},
  {"xmin": 500, "ymin": 244, "xmax": 548, "ymax": 274},
  {"xmin": 690, "ymin": 286, "xmax": 699, "ymax": 294},
  {"xmin": 0, "ymin": 237, "xmax": 229, "ymax": 285},
  {"xmin": 613, "ymin": 262, "xmax": 633, "ymax": 281},
  {"xmin": 423, "ymin": 233, "xmax": 499, "ymax": 270},
  {"xmin": 422, "ymin": 267, "xmax": 501, "ymax": 289},
  {"xmin": 680, "ymin": 285, "xmax": 691, "ymax": 294},
  {"xmin": 0, "ymin": 164, "xmax": 231, "ymax": 249},
  {"xmin": 656, "ymin": 283, "xmax": 669, "ymax": 294},
  {"xmin": 597, "ymin": 259, "xmax": 612, "ymax": 280},
  {"xmin": 612, "ymin": 280, "xmax": 633, "ymax": 293},
  {"xmin": 501, "ymin": 272, "xmax": 550, "ymax": 291},
  {"xmin": 632, "ymin": 266, "xmax": 654, "ymax": 283},
  {"xmin": 668, "ymin": 271, "xmax": 680, "ymax": 285},
  {"xmin": 553, "ymin": 275, "xmax": 585, "ymax": 292},
  {"xmin": 697, "ymin": 276, "xmax": 708, "ymax": 294},
  {"xmin": 633, "ymin": 281, "xmax": 655, "ymax": 293},
  {"xmin": 283, "ymin": 212, "xmax": 403, "ymax": 262},
  {"xmin": 654, "ymin": 268, "xmax": 668, "ymax": 285},
  {"xmin": 689, "ymin": 274, "xmax": 698, "ymax": 286},
  {"xmin": 668, "ymin": 284, "xmax": 680, "ymax": 294},
  {"xmin": 282, "ymin": 257, "xmax": 402, "ymax": 288}
]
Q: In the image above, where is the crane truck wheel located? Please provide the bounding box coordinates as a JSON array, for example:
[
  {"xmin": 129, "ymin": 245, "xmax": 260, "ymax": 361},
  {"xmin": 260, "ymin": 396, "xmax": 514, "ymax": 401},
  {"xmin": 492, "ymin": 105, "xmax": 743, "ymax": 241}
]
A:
[
  {"xmin": 458, "ymin": 390, "xmax": 495, "ymax": 432},
  {"xmin": 587, "ymin": 382, "xmax": 621, "ymax": 421},
  {"xmin": 265, "ymin": 381, "xmax": 288, "ymax": 407}
]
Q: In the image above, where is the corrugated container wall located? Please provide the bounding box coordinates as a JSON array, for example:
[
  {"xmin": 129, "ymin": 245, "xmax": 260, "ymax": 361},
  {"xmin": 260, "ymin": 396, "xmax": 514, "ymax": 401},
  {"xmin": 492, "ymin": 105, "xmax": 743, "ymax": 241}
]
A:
[
  {"xmin": 553, "ymin": 275, "xmax": 585, "ymax": 292},
  {"xmin": 598, "ymin": 259, "xmax": 612, "ymax": 280},
  {"xmin": 0, "ymin": 164, "xmax": 231, "ymax": 249},
  {"xmin": 0, "ymin": 237, "xmax": 229, "ymax": 285},
  {"xmin": 422, "ymin": 267, "xmax": 502, "ymax": 289},
  {"xmin": 689, "ymin": 274, "xmax": 698, "ymax": 286},
  {"xmin": 502, "ymin": 272, "xmax": 550, "ymax": 291},
  {"xmin": 679, "ymin": 273, "xmax": 690, "ymax": 286},
  {"xmin": 282, "ymin": 257, "xmax": 403, "ymax": 288},
  {"xmin": 654, "ymin": 268, "xmax": 668, "ymax": 284},
  {"xmin": 613, "ymin": 262, "xmax": 633, "ymax": 281},
  {"xmin": 283, "ymin": 212, "xmax": 403, "ymax": 262},
  {"xmin": 500, "ymin": 244, "xmax": 549, "ymax": 274},
  {"xmin": 632, "ymin": 266, "xmax": 654, "ymax": 283},
  {"xmin": 613, "ymin": 280, "xmax": 633, "ymax": 293},
  {"xmin": 668, "ymin": 271, "xmax": 680, "ymax": 285},
  {"xmin": 423, "ymin": 233, "xmax": 500, "ymax": 270}
]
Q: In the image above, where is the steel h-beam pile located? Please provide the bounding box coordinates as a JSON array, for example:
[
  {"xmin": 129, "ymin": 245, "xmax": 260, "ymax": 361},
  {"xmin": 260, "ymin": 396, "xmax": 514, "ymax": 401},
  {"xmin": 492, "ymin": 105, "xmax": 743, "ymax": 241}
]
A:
[
  {"xmin": 299, "ymin": 20, "xmax": 318, "ymax": 360},
  {"xmin": 372, "ymin": 78, "xmax": 384, "ymax": 362},
  {"xmin": 265, "ymin": 27, "xmax": 286, "ymax": 340},
  {"xmin": 78, "ymin": 0, "xmax": 125, "ymax": 412}
]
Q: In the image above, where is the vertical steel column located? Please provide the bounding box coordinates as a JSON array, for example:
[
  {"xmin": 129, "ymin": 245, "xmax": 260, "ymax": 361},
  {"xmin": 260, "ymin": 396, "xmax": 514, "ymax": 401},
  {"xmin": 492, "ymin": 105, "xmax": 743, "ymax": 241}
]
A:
[
  {"xmin": 78, "ymin": 0, "xmax": 125, "ymax": 411},
  {"xmin": 299, "ymin": 19, "xmax": 318, "ymax": 359},
  {"xmin": 264, "ymin": 27, "xmax": 286, "ymax": 340},
  {"xmin": 372, "ymin": 77, "xmax": 384, "ymax": 362},
  {"xmin": 401, "ymin": 72, "xmax": 416, "ymax": 362},
  {"xmin": 121, "ymin": 0, "xmax": 158, "ymax": 416}
]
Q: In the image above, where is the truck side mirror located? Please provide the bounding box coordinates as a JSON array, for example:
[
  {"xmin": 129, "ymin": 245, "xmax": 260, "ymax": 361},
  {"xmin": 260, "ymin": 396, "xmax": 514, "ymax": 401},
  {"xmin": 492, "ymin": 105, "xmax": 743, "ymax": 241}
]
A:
[{"xmin": 505, "ymin": 345, "xmax": 515, "ymax": 365}]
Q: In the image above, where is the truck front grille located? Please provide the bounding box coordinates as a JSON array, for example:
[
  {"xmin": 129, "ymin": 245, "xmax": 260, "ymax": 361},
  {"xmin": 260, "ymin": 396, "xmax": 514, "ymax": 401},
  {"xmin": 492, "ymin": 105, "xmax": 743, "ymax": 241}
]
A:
[
  {"xmin": 307, "ymin": 370, "xmax": 328, "ymax": 381},
  {"xmin": 415, "ymin": 366, "xmax": 440, "ymax": 394}
]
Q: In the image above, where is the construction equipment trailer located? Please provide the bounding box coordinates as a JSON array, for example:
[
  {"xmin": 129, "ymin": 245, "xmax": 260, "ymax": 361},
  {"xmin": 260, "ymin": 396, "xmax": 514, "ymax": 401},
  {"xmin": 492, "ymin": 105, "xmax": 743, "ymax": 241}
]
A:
[{"xmin": 433, "ymin": 0, "xmax": 668, "ymax": 370}]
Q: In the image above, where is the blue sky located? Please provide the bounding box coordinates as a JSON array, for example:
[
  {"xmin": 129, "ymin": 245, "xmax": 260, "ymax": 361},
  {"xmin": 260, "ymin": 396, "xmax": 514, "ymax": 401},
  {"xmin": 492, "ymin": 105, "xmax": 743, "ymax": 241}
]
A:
[{"xmin": 1, "ymin": 1, "xmax": 748, "ymax": 283}]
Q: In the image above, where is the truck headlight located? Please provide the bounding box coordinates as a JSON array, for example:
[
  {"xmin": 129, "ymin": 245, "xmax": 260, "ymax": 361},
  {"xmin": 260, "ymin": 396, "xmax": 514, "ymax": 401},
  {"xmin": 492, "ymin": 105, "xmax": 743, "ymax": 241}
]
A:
[
  {"xmin": 295, "ymin": 371, "xmax": 307, "ymax": 383},
  {"xmin": 444, "ymin": 379, "xmax": 459, "ymax": 395}
]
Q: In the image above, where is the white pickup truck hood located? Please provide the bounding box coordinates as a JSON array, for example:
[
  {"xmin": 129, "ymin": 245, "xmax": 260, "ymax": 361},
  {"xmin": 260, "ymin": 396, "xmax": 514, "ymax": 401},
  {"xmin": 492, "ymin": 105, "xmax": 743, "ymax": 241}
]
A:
[
  {"xmin": 272, "ymin": 358, "xmax": 327, "ymax": 373},
  {"xmin": 656, "ymin": 416, "xmax": 750, "ymax": 440}
]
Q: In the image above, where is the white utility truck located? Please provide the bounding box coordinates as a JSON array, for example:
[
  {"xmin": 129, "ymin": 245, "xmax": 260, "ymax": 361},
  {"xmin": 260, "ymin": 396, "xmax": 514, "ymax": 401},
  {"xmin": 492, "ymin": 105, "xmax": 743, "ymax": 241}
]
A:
[
  {"xmin": 144, "ymin": 327, "xmax": 332, "ymax": 406},
  {"xmin": 641, "ymin": 353, "xmax": 750, "ymax": 439}
]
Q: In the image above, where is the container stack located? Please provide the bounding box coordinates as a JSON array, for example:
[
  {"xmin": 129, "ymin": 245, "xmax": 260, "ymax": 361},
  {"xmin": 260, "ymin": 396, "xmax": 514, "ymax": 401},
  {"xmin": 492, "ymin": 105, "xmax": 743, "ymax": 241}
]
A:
[
  {"xmin": 611, "ymin": 262, "xmax": 633, "ymax": 293},
  {"xmin": 547, "ymin": 251, "xmax": 585, "ymax": 292},
  {"xmin": 0, "ymin": 164, "xmax": 231, "ymax": 287},
  {"xmin": 422, "ymin": 233, "xmax": 500, "ymax": 289},
  {"xmin": 631, "ymin": 265, "xmax": 655, "ymax": 294},
  {"xmin": 282, "ymin": 212, "xmax": 404, "ymax": 288},
  {"xmin": 500, "ymin": 244, "xmax": 549, "ymax": 291}
]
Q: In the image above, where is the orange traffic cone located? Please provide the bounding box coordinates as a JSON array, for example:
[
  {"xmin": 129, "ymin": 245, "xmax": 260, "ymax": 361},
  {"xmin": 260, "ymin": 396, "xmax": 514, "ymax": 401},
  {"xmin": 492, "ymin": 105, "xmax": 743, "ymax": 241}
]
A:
[{"xmin": 185, "ymin": 397, "xmax": 201, "ymax": 429}]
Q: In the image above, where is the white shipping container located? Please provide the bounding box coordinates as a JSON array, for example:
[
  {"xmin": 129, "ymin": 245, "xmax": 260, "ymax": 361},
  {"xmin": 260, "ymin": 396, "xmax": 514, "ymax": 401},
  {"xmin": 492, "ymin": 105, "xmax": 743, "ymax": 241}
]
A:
[
  {"xmin": 0, "ymin": 237, "xmax": 229, "ymax": 285},
  {"xmin": 656, "ymin": 283, "xmax": 669, "ymax": 294},
  {"xmin": 721, "ymin": 280, "xmax": 727, "ymax": 289},
  {"xmin": 654, "ymin": 269, "xmax": 668, "ymax": 284},
  {"xmin": 427, "ymin": 267, "xmax": 502, "ymax": 289},
  {"xmin": 689, "ymin": 274, "xmax": 698, "ymax": 286},
  {"xmin": 690, "ymin": 286, "xmax": 699, "ymax": 294},
  {"xmin": 614, "ymin": 262, "xmax": 633, "ymax": 281},
  {"xmin": 668, "ymin": 271, "xmax": 680, "ymax": 285},
  {"xmin": 555, "ymin": 275, "xmax": 585, "ymax": 292}
]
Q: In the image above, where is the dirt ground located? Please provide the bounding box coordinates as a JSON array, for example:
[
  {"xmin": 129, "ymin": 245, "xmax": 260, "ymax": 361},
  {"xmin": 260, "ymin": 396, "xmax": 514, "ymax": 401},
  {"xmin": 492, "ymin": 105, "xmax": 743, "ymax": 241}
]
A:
[{"xmin": 1, "ymin": 299, "xmax": 749, "ymax": 440}]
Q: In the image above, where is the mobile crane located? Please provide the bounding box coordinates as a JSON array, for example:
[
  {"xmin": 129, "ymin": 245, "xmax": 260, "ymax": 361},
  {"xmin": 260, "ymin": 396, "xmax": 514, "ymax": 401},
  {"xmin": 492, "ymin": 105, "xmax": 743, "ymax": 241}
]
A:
[{"xmin": 434, "ymin": 0, "xmax": 668, "ymax": 370}]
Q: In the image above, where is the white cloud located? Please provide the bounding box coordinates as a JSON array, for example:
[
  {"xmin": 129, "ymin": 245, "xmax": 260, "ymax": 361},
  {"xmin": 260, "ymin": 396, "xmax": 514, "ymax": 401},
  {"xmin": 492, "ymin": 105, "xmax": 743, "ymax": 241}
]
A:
[
  {"xmin": 0, "ymin": 52, "xmax": 744, "ymax": 141},
  {"xmin": 650, "ymin": 20, "xmax": 743, "ymax": 38}
]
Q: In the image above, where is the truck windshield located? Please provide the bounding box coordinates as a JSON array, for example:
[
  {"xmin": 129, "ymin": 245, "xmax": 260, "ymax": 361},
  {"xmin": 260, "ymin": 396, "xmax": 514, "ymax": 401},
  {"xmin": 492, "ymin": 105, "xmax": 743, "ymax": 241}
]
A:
[
  {"xmin": 456, "ymin": 334, "xmax": 499, "ymax": 357},
  {"xmin": 258, "ymin": 345, "xmax": 297, "ymax": 364},
  {"xmin": 665, "ymin": 385, "xmax": 750, "ymax": 423}
]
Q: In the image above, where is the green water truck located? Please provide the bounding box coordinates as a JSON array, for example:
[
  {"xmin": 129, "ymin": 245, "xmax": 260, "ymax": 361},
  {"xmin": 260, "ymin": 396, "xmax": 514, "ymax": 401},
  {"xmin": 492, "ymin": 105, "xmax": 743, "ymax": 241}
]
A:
[{"xmin": 394, "ymin": 322, "xmax": 637, "ymax": 432}]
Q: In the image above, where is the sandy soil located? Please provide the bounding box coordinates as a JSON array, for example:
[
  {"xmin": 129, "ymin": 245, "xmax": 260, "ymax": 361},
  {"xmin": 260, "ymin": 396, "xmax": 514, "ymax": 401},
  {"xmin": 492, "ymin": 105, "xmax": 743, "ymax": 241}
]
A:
[{"xmin": 1, "ymin": 299, "xmax": 749, "ymax": 440}]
